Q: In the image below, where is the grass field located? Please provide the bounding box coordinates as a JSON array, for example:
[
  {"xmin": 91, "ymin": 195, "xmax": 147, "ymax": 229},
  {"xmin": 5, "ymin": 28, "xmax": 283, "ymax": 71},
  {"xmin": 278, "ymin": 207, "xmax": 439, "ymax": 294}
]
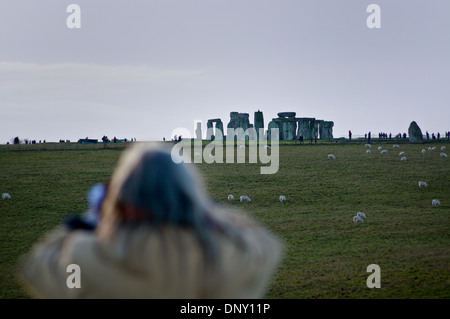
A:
[{"xmin": 0, "ymin": 140, "xmax": 449, "ymax": 299}]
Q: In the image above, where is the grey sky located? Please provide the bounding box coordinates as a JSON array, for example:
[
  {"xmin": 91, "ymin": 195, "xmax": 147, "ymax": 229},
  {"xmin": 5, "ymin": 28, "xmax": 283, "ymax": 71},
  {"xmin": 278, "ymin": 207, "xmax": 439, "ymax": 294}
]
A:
[{"xmin": 1, "ymin": 0, "xmax": 449, "ymax": 143}]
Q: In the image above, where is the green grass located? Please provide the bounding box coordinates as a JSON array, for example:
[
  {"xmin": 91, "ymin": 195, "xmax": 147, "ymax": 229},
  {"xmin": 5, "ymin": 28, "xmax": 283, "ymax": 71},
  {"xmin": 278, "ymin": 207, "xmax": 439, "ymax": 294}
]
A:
[{"xmin": 0, "ymin": 141, "xmax": 449, "ymax": 298}]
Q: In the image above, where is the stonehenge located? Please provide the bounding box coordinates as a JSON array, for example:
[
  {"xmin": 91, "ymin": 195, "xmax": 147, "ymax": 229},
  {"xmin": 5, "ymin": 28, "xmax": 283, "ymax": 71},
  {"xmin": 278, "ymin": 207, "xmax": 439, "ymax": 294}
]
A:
[{"xmin": 202, "ymin": 110, "xmax": 333, "ymax": 141}]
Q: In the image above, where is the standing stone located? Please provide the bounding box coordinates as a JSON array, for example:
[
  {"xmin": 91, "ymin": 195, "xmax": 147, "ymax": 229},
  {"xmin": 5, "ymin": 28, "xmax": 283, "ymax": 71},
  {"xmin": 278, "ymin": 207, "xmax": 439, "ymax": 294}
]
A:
[
  {"xmin": 195, "ymin": 122, "xmax": 202, "ymax": 140},
  {"xmin": 254, "ymin": 110, "xmax": 264, "ymax": 140},
  {"xmin": 408, "ymin": 121, "xmax": 423, "ymax": 143},
  {"xmin": 227, "ymin": 112, "xmax": 250, "ymax": 141},
  {"xmin": 227, "ymin": 112, "xmax": 239, "ymax": 129},
  {"xmin": 320, "ymin": 121, "xmax": 334, "ymax": 139},
  {"xmin": 215, "ymin": 120, "xmax": 224, "ymax": 141},
  {"xmin": 248, "ymin": 124, "xmax": 256, "ymax": 141},
  {"xmin": 267, "ymin": 120, "xmax": 279, "ymax": 140},
  {"xmin": 311, "ymin": 120, "xmax": 319, "ymax": 140},
  {"xmin": 206, "ymin": 121, "xmax": 214, "ymax": 140},
  {"xmin": 296, "ymin": 118, "xmax": 315, "ymax": 140},
  {"xmin": 273, "ymin": 118, "xmax": 287, "ymax": 140}
]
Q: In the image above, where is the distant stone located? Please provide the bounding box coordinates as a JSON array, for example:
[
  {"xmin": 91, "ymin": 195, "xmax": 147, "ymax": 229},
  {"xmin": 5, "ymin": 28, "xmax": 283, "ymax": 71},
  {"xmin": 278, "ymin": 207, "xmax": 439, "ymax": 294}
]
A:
[
  {"xmin": 277, "ymin": 112, "xmax": 296, "ymax": 118},
  {"xmin": 408, "ymin": 121, "xmax": 423, "ymax": 143},
  {"xmin": 254, "ymin": 110, "xmax": 264, "ymax": 139},
  {"xmin": 195, "ymin": 122, "xmax": 202, "ymax": 140}
]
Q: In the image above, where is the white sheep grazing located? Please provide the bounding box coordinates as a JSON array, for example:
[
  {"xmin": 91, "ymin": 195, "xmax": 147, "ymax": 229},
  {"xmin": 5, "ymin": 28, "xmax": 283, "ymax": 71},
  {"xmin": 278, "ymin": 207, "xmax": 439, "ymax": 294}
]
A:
[
  {"xmin": 365, "ymin": 144, "xmax": 372, "ymax": 148},
  {"xmin": 366, "ymin": 150, "xmax": 372, "ymax": 154},
  {"xmin": 399, "ymin": 151, "xmax": 405, "ymax": 156},
  {"xmin": 209, "ymin": 154, "xmax": 215, "ymax": 159},
  {"xmin": 328, "ymin": 154, "xmax": 336, "ymax": 159},
  {"xmin": 353, "ymin": 215, "xmax": 364, "ymax": 223},
  {"xmin": 357, "ymin": 212, "xmax": 367, "ymax": 219},
  {"xmin": 432, "ymin": 199, "xmax": 441, "ymax": 207},
  {"xmin": 378, "ymin": 146, "xmax": 383, "ymax": 150},
  {"xmin": 440, "ymin": 153, "xmax": 448, "ymax": 158},
  {"xmin": 380, "ymin": 149, "xmax": 388, "ymax": 154},
  {"xmin": 428, "ymin": 147, "xmax": 432, "ymax": 151},
  {"xmin": 279, "ymin": 195, "xmax": 286, "ymax": 202},
  {"xmin": 2, "ymin": 193, "xmax": 11, "ymax": 200},
  {"xmin": 228, "ymin": 194, "xmax": 234, "ymax": 201},
  {"xmin": 400, "ymin": 156, "xmax": 407, "ymax": 161},
  {"xmin": 441, "ymin": 146, "xmax": 446, "ymax": 151},
  {"xmin": 418, "ymin": 181, "xmax": 428, "ymax": 188},
  {"xmin": 431, "ymin": 146, "xmax": 437, "ymax": 151},
  {"xmin": 422, "ymin": 149, "xmax": 426, "ymax": 154},
  {"xmin": 264, "ymin": 145, "xmax": 271, "ymax": 149},
  {"xmin": 240, "ymin": 195, "xmax": 251, "ymax": 202},
  {"xmin": 393, "ymin": 144, "xmax": 400, "ymax": 148}
]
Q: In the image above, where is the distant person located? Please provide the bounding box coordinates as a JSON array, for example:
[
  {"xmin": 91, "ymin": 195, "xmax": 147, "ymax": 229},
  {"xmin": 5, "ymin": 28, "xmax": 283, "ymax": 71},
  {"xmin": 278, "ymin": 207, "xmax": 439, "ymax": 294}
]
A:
[
  {"xmin": 299, "ymin": 135, "xmax": 304, "ymax": 144},
  {"xmin": 368, "ymin": 132, "xmax": 371, "ymax": 144},
  {"xmin": 19, "ymin": 144, "xmax": 283, "ymax": 298},
  {"xmin": 426, "ymin": 131, "xmax": 430, "ymax": 140},
  {"xmin": 348, "ymin": 130, "xmax": 352, "ymax": 141}
]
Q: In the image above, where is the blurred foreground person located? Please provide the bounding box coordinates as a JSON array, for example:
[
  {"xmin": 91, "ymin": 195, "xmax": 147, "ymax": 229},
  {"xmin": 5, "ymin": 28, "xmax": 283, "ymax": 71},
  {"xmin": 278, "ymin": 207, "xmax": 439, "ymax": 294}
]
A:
[{"xmin": 19, "ymin": 144, "xmax": 283, "ymax": 298}]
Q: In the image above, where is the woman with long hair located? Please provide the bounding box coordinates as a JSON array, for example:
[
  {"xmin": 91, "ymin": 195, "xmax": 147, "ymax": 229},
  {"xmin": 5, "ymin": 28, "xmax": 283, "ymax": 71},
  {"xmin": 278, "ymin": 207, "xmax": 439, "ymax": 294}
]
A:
[{"xmin": 19, "ymin": 143, "xmax": 283, "ymax": 298}]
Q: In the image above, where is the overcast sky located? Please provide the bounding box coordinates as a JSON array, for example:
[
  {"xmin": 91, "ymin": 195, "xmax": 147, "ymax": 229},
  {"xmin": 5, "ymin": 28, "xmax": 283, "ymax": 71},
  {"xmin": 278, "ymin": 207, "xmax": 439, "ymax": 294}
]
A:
[{"xmin": 0, "ymin": 0, "xmax": 449, "ymax": 143}]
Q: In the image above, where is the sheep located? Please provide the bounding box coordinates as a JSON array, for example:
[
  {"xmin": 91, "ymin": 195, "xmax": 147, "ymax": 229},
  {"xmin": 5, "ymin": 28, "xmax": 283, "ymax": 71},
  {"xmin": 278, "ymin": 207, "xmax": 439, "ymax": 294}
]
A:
[
  {"xmin": 440, "ymin": 153, "xmax": 448, "ymax": 158},
  {"xmin": 431, "ymin": 146, "xmax": 437, "ymax": 151},
  {"xmin": 357, "ymin": 212, "xmax": 367, "ymax": 219},
  {"xmin": 194, "ymin": 152, "xmax": 201, "ymax": 157},
  {"xmin": 264, "ymin": 145, "xmax": 271, "ymax": 149},
  {"xmin": 400, "ymin": 156, "xmax": 407, "ymax": 161},
  {"xmin": 366, "ymin": 150, "xmax": 372, "ymax": 154},
  {"xmin": 279, "ymin": 195, "xmax": 286, "ymax": 202},
  {"xmin": 378, "ymin": 146, "xmax": 383, "ymax": 150},
  {"xmin": 422, "ymin": 149, "xmax": 426, "ymax": 154},
  {"xmin": 240, "ymin": 195, "xmax": 251, "ymax": 202},
  {"xmin": 365, "ymin": 144, "xmax": 372, "ymax": 148},
  {"xmin": 418, "ymin": 181, "xmax": 428, "ymax": 188},
  {"xmin": 228, "ymin": 195, "xmax": 234, "ymax": 201},
  {"xmin": 393, "ymin": 144, "xmax": 400, "ymax": 148},
  {"xmin": 380, "ymin": 149, "xmax": 388, "ymax": 154},
  {"xmin": 239, "ymin": 145, "xmax": 246, "ymax": 149},
  {"xmin": 353, "ymin": 215, "xmax": 364, "ymax": 223},
  {"xmin": 441, "ymin": 146, "xmax": 446, "ymax": 151},
  {"xmin": 432, "ymin": 199, "xmax": 441, "ymax": 207},
  {"xmin": 328, "ymin": 154, "xmax": 336, "ymax": 159},
  {"xmin": 208, "ymin": 154, "xmax": 215, "ymax": 159},
  {"xmin": 428, "ymin": 147, "xmax": 432, "ymax": 151},
  {"xmin": 2, "ymin": 193, "xmax": 11, "ymax": 200},
  {"xmin": 399, "ymin": 151, "xmax": 405, "ymax": 156}
]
